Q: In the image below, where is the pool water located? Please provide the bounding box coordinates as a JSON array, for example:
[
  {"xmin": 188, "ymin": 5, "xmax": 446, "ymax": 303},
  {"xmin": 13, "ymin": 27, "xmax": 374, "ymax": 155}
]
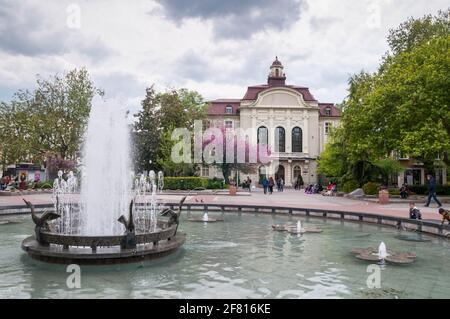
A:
[{"xmin": 0, "ymin": 212, "xmax": 449, "ymax": 299}]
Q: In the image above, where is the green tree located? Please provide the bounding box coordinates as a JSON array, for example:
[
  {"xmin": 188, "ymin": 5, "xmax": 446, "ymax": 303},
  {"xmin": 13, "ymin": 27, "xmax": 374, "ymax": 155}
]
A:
[
  {"xmin": 0, "ymin": 68, "xmax": 100, "ymax": 168},
  {"xmin": 133, "ymin": 86, "xmax": 206, "ymax": 174}
]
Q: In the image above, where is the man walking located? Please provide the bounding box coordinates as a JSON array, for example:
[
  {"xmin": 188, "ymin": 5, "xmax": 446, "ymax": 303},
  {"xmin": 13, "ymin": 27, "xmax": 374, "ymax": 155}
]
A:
[{"xmin": 424, "ymin": 174, "xmax": 442, "ymax": 208}]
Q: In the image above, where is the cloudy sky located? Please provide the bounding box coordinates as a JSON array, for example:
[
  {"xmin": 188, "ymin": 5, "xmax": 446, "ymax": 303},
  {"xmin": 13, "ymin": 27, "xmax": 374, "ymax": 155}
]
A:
[{"xmin": 0, "ymin": 0, "xmax": 448, "ymax": 114}]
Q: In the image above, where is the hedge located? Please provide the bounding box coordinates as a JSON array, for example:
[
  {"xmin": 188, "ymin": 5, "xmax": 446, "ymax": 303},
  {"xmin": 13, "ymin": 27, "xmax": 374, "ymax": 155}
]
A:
[
  {"xmin": 341, "ymin": 180, "xmax": 359, "ymax": 193},
  {"xmin": 207, "ymin": 178, "xmax": 225, "ymax": 189},
  {"xmin": 362, "ymin": 182, "xmax": 380, "ymax": 195},
  {"xmin": 163, "ymin": 177, "xmax": 208, "ymax": 190},
  {"xmin": 400, "ymin": 185, "xmax": 450, "ymax": 196}
]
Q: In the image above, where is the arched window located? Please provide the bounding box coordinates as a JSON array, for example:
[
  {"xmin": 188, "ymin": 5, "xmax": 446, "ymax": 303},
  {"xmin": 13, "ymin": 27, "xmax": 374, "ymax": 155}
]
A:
[
  {"xmin": 275, "ymin": 127, "xmax": 285, "ymax": 152},
  {"xmin": 292, "ymin": 127, "xmax": 303, "ymax": 152},
  {"xmin": 257, "ymin": 126, "xmax": 268, "ymax": 146}
]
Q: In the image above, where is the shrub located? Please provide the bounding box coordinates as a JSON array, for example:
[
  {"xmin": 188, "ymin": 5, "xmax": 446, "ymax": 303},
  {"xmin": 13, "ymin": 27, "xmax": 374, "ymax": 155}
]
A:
[
  {"xmin": 408, "ymin": 185, "xmax": 427, "ymax": 195},
  {"xmin": 207, "ymin": 178, "xmax": 225, "ymax": 189},
  {"xmin": 41, "ymin": 183, "xmax": 53, "ymax": 189},
  {"xmin": 388, "ymin": 188, "xmax": 400, "ymax": 196},
  {"xmin": 362, "ymin": 182, "xmax": 380, "ymax": 195},
  {"xmin": 341, "ymin": 180, "xmax": 359, "ymax": 193},
  {"xmin": 437, "ymin": 185, "xmax": 450, "ymax": 196},
  {"xmin": 164, "ymin": 177, "xmax": 208, "ymax": 190}
]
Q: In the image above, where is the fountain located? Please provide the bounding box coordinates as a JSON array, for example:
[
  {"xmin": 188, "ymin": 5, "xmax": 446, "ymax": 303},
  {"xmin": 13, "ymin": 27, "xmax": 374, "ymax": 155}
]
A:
[
  {"xmin": 351, "ymin": 241, "xmax": 416, "ymax": 264},
  {"xmin": 188, "ymin": 211, "xmax": 223, "ymax": 223},
  {"xmin": 272, "ymin": 220, "xmax": 323, "ymax": 234},
  {"xmin": 21, "ymin": 98, "xmax": 186, "ymax": 265}
]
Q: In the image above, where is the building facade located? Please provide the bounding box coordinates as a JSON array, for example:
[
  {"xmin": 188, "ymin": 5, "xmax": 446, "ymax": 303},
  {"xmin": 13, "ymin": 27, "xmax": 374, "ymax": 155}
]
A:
[{"xmin": 205, "ymin": 58, "xmax": 341, "ymax": 186}]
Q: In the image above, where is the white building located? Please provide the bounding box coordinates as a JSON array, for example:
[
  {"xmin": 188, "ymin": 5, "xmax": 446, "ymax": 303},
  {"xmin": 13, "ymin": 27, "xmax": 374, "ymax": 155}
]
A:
[{"xmin": 204, "ymin": 57, "xmax": 341, "ymax": 187}]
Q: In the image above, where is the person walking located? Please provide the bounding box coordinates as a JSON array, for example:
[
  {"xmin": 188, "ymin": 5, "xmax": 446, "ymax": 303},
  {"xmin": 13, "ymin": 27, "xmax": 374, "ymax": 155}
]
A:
[
  {"xmin": 279, "ymin": 178, "xmax": 284, "ymax": 192},
  {"xmin": 262, "ymin": 177, "xmax": 269, "ymax": 195},
  {"xmin": 268, "ymin": 177, "xmax": 274, "ymax": 195},
  {"xmin": 424, "ymin": 174, "xmax": 442, "ymax": 208}
]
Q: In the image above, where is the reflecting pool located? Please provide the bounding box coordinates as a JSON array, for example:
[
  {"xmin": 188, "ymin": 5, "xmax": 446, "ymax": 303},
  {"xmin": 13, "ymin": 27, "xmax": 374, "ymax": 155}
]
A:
[{"xmin": 1, "ymin": 212, "xmax": 449, "ymax": 298}]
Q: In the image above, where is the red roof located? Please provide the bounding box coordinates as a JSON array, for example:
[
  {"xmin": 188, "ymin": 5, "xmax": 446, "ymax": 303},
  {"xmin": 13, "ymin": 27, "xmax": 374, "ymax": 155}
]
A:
[
  {"xmin": 319, "ymin": 103, "xmax": 341, "ymax": 117},
  {"xmin": 242, "ymin": 84, "xmax": 317, "ymax": 101},
  {"xmin": 207, "ymin": 99, "xmax": 240, "ymax": 116}
]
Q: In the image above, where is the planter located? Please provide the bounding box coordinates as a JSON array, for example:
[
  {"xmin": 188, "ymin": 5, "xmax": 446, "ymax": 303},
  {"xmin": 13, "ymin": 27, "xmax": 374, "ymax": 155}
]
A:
[
  {"xmin": 229, "ymin": 185, "xmax": 237, "ymax": 196},
  {"xmin": 378, "ymin": 189, "xmax": 390, "ymax": 204}
]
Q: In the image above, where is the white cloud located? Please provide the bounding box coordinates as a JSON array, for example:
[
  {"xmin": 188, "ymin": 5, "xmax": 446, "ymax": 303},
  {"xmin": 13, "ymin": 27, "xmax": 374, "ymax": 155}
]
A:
[{"xmin": 0, "ymin": 0, "xmax": 448, "ymax": 109}]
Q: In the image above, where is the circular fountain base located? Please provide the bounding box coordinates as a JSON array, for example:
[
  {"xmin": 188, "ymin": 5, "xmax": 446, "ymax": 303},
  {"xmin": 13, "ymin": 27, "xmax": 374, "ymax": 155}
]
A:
[
  {"xmin": 21, "ymin": 232, "xmax": 186, "ymax": 265},
  {"xmin": 187, "ymin": 218, "xmax": 223, "ymax": 223}
]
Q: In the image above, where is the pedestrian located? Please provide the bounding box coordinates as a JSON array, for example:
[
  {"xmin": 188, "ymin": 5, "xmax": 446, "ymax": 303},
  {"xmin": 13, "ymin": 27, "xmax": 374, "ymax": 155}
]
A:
[
  {"xmin": 262, "ymin": 177, "xmax": 269, "ymax": 195},
  {"xmin": 424, "ymin": 175, "xmax": 442, "ymax": 208},
  {"xmin": 279, "ymin": 178, "xmax": 284, "ymax": 192},
  {"xmin": 268, "ymin": 177, "xmax": 274, "ymax": 194},
  {"xmin": 409, "ymin": 202, "xmax": 422, "ymax": 220},
  {"xmin": 438, "ymin": 208, "xmax": 450, "ymax": 225}
]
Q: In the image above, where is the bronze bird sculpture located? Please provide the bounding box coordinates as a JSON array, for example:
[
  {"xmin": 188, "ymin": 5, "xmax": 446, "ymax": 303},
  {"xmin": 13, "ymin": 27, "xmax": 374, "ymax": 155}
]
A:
[
  {"xmin": 118, "ymin": 200, "xmax": 137, "ymax": 249},
  {"xmin": 23, "ymin": 199, "xmax": 60, "ymax": 245},
  {"xmin": 118, "ymin": 200, "xmax": 135, "ymax": 233},
  {"xmin": 160, "ymin": 194, "xmax": 188, "ymax": 235}
]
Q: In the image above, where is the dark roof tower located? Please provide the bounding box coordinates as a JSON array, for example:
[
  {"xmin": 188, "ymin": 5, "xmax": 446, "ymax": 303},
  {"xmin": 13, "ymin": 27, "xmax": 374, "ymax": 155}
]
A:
[{"xmin": 267, "ymin": 56, "xmax": 286, "ymax": 86}]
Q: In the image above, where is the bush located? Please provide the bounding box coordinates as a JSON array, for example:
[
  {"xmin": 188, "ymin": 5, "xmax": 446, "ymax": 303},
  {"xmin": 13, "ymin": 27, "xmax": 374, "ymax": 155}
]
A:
[
  {"xmin": 408, "ymin": 185, "xmax": 427, "ymax": 195},
  {"xmin": 164, "ymin": 177, "xmax": 208, "ymax": 190},
  {"xmin": 362, "ymin": 182, "xmax": 380, "ymax": 195},
  {"xmin": 207, "ymin": 178, "xmax": 225, "ymax": 189},
  {"xmin": 388, "ymin": 188, "xmax": 400, "ymax": 196},
  {"xmin": 437, "ymin": 185, "xmax": 450, "ymax": 196},
  {"xmin": 40, "ymin": 183, "xmax": 53, "ymax": 189},
  {"xmin": 341, "ymin": 180, "xmax": 359, "ymax": 193}
]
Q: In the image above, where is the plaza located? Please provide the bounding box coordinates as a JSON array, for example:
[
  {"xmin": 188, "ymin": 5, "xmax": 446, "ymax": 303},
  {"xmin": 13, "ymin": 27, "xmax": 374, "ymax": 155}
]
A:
[{"xmin": 0, "ymin": 1, "xmax": 449, "ymax": 303}]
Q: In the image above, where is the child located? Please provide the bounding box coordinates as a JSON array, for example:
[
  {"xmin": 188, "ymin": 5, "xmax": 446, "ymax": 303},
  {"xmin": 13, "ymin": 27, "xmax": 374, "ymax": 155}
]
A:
[
  {"xmin": 438, "ymin": 208, "xmax": 450, "ymax": 225},
  {"xmin": 409, "ymin": 202, "xmax": 422, "ymax": 220}
]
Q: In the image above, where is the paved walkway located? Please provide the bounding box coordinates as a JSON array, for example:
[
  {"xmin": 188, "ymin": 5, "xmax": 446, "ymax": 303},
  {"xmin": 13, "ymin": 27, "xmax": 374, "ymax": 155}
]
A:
[{"xmin": 0, "ymin": 188, "xmax": 447, "ymax": 222}]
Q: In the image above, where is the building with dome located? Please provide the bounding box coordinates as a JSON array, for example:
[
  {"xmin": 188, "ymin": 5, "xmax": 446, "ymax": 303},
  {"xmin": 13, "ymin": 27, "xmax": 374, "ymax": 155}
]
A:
[{"xmin": 203, "ymin": 57, "xmax": 341, "ymax": 187}]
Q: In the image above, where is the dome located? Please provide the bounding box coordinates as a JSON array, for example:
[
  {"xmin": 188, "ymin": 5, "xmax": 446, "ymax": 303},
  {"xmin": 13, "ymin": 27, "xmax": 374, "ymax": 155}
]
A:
[{"xmin": 271, "ymin": 56, "xmax": 282, "ymax": 67}]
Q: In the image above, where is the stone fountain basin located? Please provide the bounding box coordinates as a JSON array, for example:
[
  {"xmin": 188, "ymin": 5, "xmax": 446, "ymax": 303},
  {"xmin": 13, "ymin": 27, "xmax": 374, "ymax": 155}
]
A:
[
  {"xmin": 351, "ymin": 247, "xmax": 416, "ymax": 264},
  {"xmin": 22, "ymin": 232, "xmax": 186, "ymax": 265},
  {"xmin": 37, "ymin": 222, "xmax": 177, "ymax": 247},
  {"xmin": 21, "ymin": 219, "xmax": 187, "ymax": 265},
  {"xmin": 271, "ymin": 224, "xmax": 323, "ymax": 234},
  {"xmin": 188, "ymin": 217, "xmax": 224, "ymax": 222}
]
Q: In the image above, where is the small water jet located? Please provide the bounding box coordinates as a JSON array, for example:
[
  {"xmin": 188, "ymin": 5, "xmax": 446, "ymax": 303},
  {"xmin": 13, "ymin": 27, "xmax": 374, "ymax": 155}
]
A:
[
  {"xmin": 351, "ymin": 241, "xmax": 416, "ymax": 265},
  {"xmin": 272, "ymin": 221, "xmax": 323, "ymax": 234}
]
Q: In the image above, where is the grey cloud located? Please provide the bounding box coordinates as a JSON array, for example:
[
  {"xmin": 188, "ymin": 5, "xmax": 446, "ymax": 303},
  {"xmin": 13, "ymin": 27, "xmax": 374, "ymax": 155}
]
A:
[
  {"xmin": 0, "ymin": 1, "xmax": 114, "ymax": 61},
  {"xmin": 156, "ymin": 0, "xmax": 307, "ymax": 39},
  {"xmin": 175, "ymin": 51, "xmax": 210, "ymax": 81}
]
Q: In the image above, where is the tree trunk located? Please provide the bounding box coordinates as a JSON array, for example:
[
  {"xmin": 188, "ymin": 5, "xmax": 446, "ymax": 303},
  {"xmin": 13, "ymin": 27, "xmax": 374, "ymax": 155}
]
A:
[{"xmin": 221, "ymin": 164, "xmax": 231, "ymax": 185}]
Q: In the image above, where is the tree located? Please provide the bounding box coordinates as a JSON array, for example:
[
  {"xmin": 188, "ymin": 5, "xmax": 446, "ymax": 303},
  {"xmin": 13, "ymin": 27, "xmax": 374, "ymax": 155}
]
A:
[
  {"xmin": 202, "ymin": 126, "xmax": 271, "ymax": 184},
  {"xmin": 133, "ymin": 86, "xmax": 206, "ymax": 174},
  {"xmin": 317, "ymin": 131, "xmax": 348, "ymax": 178},
  {"xmin": 387, "ymin": 9, "xmax": 449, "ymax": 55},
  {"xmin": 0, "ymin": 68, "xmax": 100, "ymax": 168},
  {"xmin": 133, "ymin": 86, "xmax": 161, "ymax": 173}
]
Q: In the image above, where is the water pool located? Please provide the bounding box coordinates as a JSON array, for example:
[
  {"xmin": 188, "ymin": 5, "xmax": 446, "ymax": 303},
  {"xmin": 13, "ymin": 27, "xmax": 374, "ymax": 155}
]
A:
[{"xmin": 1, "ymin": 212, "xmax": 449, "ymax": 299}]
